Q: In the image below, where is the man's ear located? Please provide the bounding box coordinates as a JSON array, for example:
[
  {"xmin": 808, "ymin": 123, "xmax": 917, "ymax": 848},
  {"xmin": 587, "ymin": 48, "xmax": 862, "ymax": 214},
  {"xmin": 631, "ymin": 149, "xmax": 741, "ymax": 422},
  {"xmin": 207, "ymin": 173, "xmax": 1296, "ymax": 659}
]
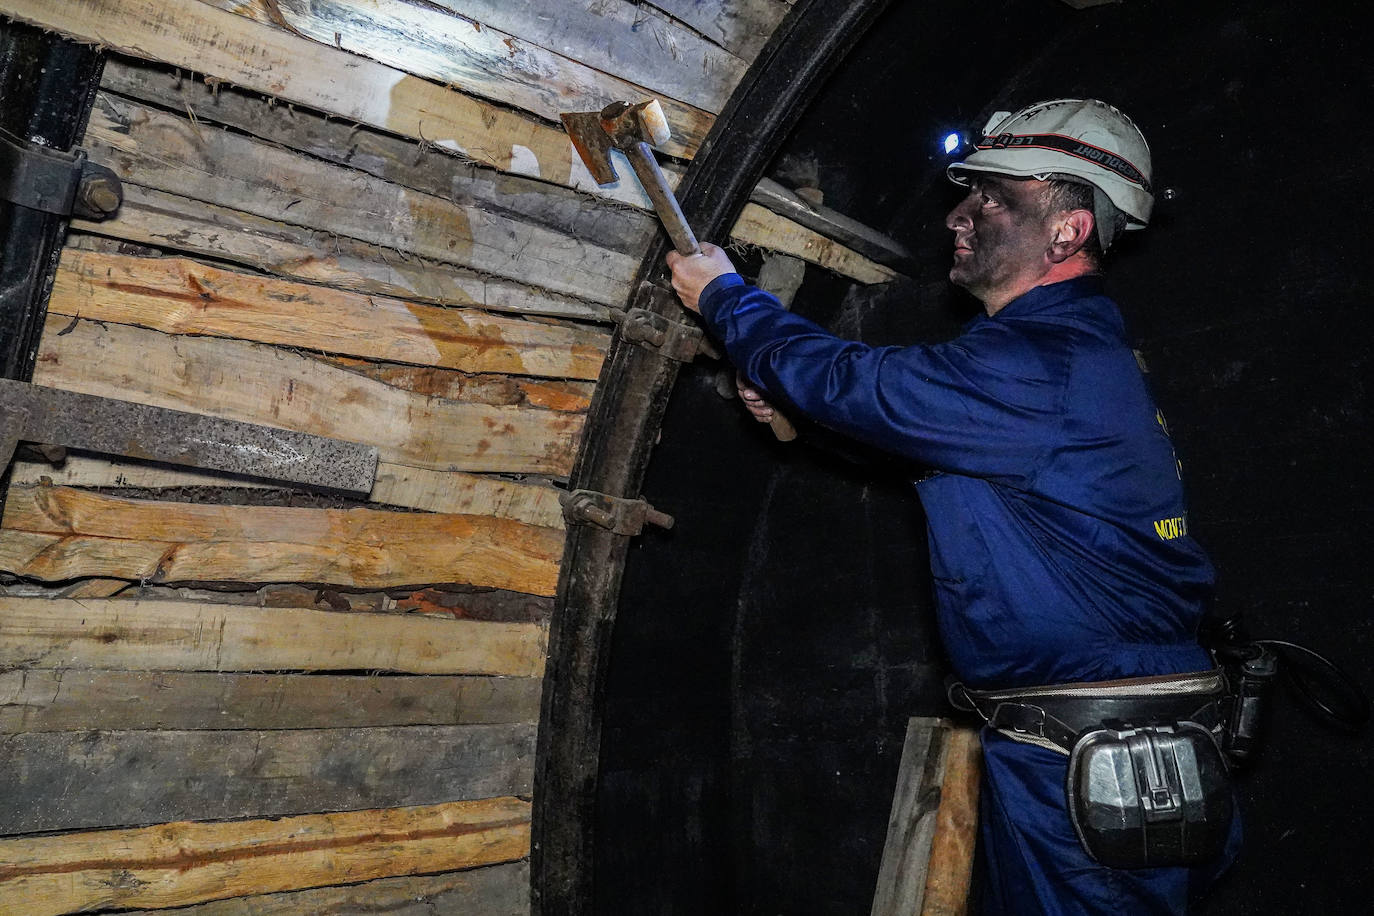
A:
[{"xmin": 1047, "ymin": 209, "xmax": 1094, "ymax": 263}]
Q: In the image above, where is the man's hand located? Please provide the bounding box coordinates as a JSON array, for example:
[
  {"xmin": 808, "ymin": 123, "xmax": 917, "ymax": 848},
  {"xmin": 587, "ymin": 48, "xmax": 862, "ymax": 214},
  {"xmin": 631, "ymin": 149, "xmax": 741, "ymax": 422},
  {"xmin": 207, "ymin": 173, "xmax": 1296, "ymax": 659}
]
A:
[
  {"xmin": 666, "ymin": 242, "xmax": 736, "ymax": 313},
  {"xmin": 736, "ymin": 372, "xmax": 776, "ymax": 424}
]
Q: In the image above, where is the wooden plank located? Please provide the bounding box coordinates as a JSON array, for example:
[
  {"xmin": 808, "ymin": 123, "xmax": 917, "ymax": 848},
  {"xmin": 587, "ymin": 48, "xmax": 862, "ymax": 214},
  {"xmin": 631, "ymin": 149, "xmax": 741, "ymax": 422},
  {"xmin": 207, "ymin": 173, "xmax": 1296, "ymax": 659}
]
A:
[
  {"xmin": 645, "ymin": 0, "xmax": 791, "ymax": 59},
  {"xmin": 0, "ymin": 0, "xmax": 653, "ymax": 206},
  {"xmin": 0, "ymin": 594, "xmax": 547, "ymax": 675},
  {"xmin": 34, "ymin": 316, "xmax": 583, "ymax": 477},
  {"xmin": 0, "ymin": 724, "xmax": 535, "ymax": 834},
  {"xmin": 100, "ymin": 57, "xmax": 655, "ymax": 259},
  {"xmin": 428, "ymin": 0, "xmax": 747, "ymax": 112},
  {"xmin": 871, "ymin": 717, "xmax": 950, "ymax": 916},
  {"xmin": 0, "ymin": 669, "xmax": 542, "ymax": 733},
  {"xmin": 921, "ymin": 726, "xmax": 982, "ymax": 916},
  {"xmin": 118, "ymin": 861, "xmax": 531, "ymax": 916},
  {"xmin": 334, "ymin": 362, "xmax": 594, "ymax": 412},
  {"xmin": 204, "ymin": 0, "xmax": 712, "ymax": 159},
  {"xmin": 732, "ymin": 202, "xmax": 897, "ymax": 284},
  {"xmin": 0, "ymin": 797, "xmax": 530, "ymax": 914},
  {"xmin": 86, "ymin": 94, "xmax": 638, "ymax": 308},
  {"xmin": 51, "ymin": 249, "xmax": 608, "ymax": 381},
  {"xmin": 70, "ymin": 187, "xmax": 614, "ymax": 323},
  {"xmin": 10, "ymin": 454, "xmax": 568, "ymax": 528}
]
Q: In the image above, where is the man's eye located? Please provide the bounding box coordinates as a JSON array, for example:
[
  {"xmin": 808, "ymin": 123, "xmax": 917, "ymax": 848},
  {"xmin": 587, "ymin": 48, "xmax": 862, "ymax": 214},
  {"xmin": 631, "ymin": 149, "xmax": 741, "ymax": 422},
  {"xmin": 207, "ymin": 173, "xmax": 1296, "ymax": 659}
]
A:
[{"xmin": 980, "ymin": 192, "xmax": 999, "ymax": 207}]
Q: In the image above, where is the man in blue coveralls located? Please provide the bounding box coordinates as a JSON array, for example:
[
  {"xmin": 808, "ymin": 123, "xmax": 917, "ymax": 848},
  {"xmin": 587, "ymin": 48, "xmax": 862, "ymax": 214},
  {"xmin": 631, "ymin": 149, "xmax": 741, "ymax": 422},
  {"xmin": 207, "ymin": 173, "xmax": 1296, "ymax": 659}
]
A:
[{"xmin": 666, "ymin": 99, "xmax": 1239, "ymax": 914}]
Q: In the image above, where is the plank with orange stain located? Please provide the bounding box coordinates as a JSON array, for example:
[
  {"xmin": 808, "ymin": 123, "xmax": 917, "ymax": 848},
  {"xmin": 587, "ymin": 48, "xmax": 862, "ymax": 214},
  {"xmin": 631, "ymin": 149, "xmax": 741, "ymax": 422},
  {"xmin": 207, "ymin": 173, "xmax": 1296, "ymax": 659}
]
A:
[
  {"xmin": 50, "ymin": 249, "xmax": 608, "ymax": 381},
  {"xmin": 0, "ymin": 798, "xmax": 530, "ymax": 915},
  {"xmin": 0, "ymin": 485, "xmax": 563, "ymax": 595}
]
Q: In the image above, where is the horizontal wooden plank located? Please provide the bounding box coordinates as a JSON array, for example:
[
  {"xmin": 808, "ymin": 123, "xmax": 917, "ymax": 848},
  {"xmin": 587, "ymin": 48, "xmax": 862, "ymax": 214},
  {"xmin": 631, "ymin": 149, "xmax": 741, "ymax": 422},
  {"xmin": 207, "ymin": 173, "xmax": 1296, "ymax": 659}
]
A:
[
  {"xmin": 0, "ymin": 723, "xmax": 535, "ymax": 833},
  {"xmin": 35, "ymin": 316, "xmax": 582, "ymax": 477},
  {"xmin": 206, "ymin": 0, "xmax": 711, "ymax": 159},
  {"xmin": 117, "ymin": 861, "xmax": 530, "ymax": 916},
  {"xmin": 52, "ymin": 249, "xmax": 607, "ymax": 381},
  {"xmin": 333, "ymin": 362, "xmax": 594, "ymax": 412},
  {"xmin": 70, "ymin": 188, "xmax": 614, "ymax": 322},
  {"xmin": 0, "ymin": 594, "xmax": 548, "ymax": 674},
  {"xmin": 11, "ymin": 453, "xmax": 567, "ymax": 528},
  {"xmin": 86, "ymin": 94, "xmax": 637, "ymax": 307},
  {"xmin": 646, "ymin": 0, "xmax": 790, "ymax": 59},
  {"xmin": 0, "ymin": 797, "xmax": 530, "ymax": 914},
  {"xmin": 0, "ymin": 669, "xmax": 542, "ymax": 733},
  {"xmin": 0, "ymin": 0, "xmax": 654, "ymax": 206},
  {"xmin": 430, "ymin": 0, "xmax": 747, "ymax": 112},
  {"xmin": 100, "ymin": 57, "xmax": 655, "ymax": 259},
  {"xmin": 731, "ymin": 202, "xmax": 897, "ymax": 284}
]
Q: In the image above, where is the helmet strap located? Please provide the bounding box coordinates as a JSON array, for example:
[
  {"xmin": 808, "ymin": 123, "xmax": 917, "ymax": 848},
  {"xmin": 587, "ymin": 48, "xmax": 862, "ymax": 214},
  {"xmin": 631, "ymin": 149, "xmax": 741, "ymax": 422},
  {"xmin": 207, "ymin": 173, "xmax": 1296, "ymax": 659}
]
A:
[{"xmin": 1092, "ymin": 185, "xmax": 1123, "ymax": 251}]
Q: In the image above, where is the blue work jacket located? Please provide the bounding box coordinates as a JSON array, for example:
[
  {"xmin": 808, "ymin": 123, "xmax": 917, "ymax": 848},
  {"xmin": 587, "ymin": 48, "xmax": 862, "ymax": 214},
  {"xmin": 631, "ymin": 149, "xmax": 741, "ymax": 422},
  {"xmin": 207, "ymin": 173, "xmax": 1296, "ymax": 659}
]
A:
[
  {"xmin": 698, "ymin": 272, "xmax": 1235, "ymax": 914},
  {"xmin": 699, "ymin": 272, "xmax": 1214, "ymax": 688}
]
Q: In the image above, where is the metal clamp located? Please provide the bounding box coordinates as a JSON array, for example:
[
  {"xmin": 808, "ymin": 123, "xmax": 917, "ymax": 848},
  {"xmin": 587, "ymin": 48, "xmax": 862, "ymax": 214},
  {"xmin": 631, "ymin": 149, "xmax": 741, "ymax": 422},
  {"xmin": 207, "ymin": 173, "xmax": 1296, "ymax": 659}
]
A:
[
  {"xmin": 619, "ymin": 306, "xmax": 704, "ymax": 363},
  {"xmin": 0, "ymin": 126, "xmax": 123, "ymax": 220},
  {"xmin": 560, "ymin": 489, "xmax": 674, "ymax": 536}
]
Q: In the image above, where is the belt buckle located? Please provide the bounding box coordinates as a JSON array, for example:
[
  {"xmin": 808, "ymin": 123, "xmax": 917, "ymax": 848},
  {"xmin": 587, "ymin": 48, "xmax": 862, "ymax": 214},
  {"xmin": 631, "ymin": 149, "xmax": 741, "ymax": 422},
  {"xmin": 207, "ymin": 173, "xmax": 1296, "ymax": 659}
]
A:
[{"xmin": 997, "ymin": 701, "xmax": 1048, "ymax": 739}]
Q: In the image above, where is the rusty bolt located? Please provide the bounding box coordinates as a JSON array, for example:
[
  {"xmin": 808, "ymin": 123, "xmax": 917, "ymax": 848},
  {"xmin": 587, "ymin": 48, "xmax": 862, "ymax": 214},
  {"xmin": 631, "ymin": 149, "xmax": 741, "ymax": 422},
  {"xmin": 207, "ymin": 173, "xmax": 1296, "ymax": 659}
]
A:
[{"xmin": 77, "ymin": 174, "xmax": 122, "ymax": 217}]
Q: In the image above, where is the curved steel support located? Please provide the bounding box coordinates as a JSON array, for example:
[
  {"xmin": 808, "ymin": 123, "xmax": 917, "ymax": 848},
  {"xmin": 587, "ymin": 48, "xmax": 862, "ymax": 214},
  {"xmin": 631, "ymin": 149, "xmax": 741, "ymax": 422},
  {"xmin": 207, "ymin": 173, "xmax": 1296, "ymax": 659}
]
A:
[{"xmin": 531, "ymin": 0, "xmax": 894, "ymax": 911}]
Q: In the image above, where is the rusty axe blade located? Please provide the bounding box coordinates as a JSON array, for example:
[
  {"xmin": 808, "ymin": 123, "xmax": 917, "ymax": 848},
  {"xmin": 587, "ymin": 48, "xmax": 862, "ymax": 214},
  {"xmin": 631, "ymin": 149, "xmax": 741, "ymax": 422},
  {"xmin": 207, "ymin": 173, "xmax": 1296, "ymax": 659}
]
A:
[{"xmin": 561, "ymin": 99, "xmax": 700, "ymax": 256}]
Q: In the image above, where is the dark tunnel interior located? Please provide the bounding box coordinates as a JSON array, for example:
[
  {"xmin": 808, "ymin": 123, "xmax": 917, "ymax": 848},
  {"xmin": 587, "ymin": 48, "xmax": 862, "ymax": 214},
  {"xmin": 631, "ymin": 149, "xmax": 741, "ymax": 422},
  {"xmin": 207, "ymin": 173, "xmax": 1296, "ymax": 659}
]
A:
[{"xmin": 596, "ymin": 1, "xmax": 1372, "ymax": 912}]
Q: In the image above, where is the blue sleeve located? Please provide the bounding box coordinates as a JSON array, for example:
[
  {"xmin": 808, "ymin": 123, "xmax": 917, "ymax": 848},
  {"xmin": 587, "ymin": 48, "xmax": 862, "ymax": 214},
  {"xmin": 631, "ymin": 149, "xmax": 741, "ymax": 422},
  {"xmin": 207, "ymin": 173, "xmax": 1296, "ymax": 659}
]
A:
[{"xmin": 699, "ymin": 275, "xmax": 1064, "ymax": 483}]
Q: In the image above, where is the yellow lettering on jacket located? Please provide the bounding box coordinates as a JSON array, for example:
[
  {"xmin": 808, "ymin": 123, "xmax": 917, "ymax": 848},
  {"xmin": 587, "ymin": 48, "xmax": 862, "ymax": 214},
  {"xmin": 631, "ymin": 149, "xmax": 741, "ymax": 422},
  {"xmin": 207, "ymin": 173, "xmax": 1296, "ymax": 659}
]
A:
[{"xmin": 1153, "ymin": 515, "xmax": 1189, "ymax": 540}]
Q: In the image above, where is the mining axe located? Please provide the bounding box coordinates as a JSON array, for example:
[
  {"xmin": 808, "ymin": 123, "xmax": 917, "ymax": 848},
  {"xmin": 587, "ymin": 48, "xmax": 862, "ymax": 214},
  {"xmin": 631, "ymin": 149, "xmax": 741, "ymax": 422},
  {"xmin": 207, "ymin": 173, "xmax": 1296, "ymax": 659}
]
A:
[{"xmin": 560, "ymin": 99, "xmax": 797, "ymax": 441}]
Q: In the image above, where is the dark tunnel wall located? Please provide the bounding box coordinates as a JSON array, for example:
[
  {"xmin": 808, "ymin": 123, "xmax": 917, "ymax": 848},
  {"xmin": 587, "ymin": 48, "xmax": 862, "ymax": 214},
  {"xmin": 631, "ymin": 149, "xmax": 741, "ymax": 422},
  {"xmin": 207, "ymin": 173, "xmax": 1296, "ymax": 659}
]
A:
[{"xmin": 597, "ymin": 1, "xmax": 1372, "ymax": 913}]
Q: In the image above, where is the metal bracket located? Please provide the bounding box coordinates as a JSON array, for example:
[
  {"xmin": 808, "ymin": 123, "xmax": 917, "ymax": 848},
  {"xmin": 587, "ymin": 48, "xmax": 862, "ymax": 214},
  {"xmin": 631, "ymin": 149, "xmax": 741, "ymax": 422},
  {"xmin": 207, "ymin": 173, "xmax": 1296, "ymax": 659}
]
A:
[
  {"xmin": 559, "ymin": 489, "xmax": 674, "ymax": 536},
  {"xmin": 0, "ymin": 126, "xmax": 123, "ymax": 220},
  {"xmin": 619, "ymin": 306, "xmax": 704, "ymax": 363}
]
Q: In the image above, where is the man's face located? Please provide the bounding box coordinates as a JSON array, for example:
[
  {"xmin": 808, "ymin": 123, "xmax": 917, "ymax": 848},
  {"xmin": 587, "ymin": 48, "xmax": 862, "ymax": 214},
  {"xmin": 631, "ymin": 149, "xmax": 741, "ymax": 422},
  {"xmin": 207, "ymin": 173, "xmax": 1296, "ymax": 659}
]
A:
[{"xmin": 945, "ymin": 175, "xmax": 1055, "ymax": 309}]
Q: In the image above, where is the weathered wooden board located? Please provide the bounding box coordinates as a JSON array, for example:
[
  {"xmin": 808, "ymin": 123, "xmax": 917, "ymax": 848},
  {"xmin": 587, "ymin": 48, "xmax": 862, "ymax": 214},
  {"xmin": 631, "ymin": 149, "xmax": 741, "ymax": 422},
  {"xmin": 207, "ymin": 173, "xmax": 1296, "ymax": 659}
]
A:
[
  {"xmin": 35, "ymin": 317, "xmax": 582, "ymax": 477},
  {"xmin": 118, "ymin": 861, "xmax": 531, "ymax": 916},
  {"xmin": 0, "ymin": 669, "xmax": 542, "ymax": 733},
  {"xmin": 646, "ymin": 0, "xmax": 791, "ymax": 59},
  {"xmin": 0, "ymin": 723, "xmax": 535, "ymax": 834},
  {"xmin": 100, "ymin": 58, "xmax": 655, "ymax": 258},
  {"xmin": 921, "ymin": 726, "xmax": 982, "ymax": 916},
  {"xmin": 10, "ymin": 454, "xmax": 568, "ymax": 528},
  {"xmin": 206, "ymin": 0, "xmax": 712, "ymax": 158},
  {"xmin": 733, "ymin": 202, "xmax": 897, "ymax": 284},
  {"xmin": 334, "ymin": 362, "xmax": 594, "ymax": 412},
  {"xmin": 0, "ymin": 594, "xmax": 548, "ymax": 675},
  {"xmin": 0, "ymin": 0, "xmax": 653, "ymax": 205},
  {"xmin": 0, "ymin": 797, "xmax": 530, "ymax": 914},
  {"xmin": 86, "ymin": 94, "xmax": 637, "ymax": 307},
  {"xmin": 51, "ymin": 249, "xmax": 607, "ymax": 381},
  {"xmin": 429, "ymin": 0, "xmax": 747, "ymax": 112},
  {"xmin": 70, "ymin": 186, "xmax": 614, "ymax": 323},
  {"xmin": 871, "ymin": 717, "xmax": 950, "ymax": 916}
]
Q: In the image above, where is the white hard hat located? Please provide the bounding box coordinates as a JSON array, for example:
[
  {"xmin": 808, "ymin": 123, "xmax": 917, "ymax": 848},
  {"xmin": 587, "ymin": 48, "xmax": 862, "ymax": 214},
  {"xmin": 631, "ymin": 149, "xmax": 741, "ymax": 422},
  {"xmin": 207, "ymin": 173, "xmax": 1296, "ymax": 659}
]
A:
[{"xmin": 947, "ymin": 99, "xmax": 1154, "ymax": 246}]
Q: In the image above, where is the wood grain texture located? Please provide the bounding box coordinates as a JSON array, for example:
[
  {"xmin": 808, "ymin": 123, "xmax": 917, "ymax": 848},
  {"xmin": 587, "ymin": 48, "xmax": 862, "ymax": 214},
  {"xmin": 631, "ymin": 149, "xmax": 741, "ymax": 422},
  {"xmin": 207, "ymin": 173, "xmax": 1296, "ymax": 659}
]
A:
[
  {"xmin": 100, "ymin": 56, "xmax": 655, "ymax": 259},
  {"xmin": 921, "ymin": 726, "xmax": 981, "ymax": 916},
  {"xmin": 205, "ymin": 0, "xmax": 712, "ymax": 159},
  {"xmin": 0, "ymin": 669, "xmax": 542, "ymax": 733},
  {"xmin": 0, "ymin": 0, "xmax": 654, "ymax": 205},
  {"xmin": 0, "ymin": 797, "xmax": 530, "ymax": 914},
  {"xmin": 117, "ymin": 861, "xmax": 531, "ymax": 915},
  {"xmin": 86, "ymin": 94, "xmax": 637, "ymax": 307},
  {"xmin": 70, "ymin": 186, "xmax": 614, "ymax": 323},
  {"xmin": 51, "ymin": 248, "xmax": 608, "ymax": 381},
  {"xmin": 0, "ymin": 594, "xmax": 548, "ymax": 675},
  {"xmin": 34, "ymin": 316, "xmax": 582, "ymax": 477},
  {"xmin": 871, "ymin": 717, "xmax": 949, "ymax": 916},
  {"xmin": 732, "ymin": 202, "xmax": 897, "ymax": 284},
  {"xmin": 10, "ymin": 454, "xmax": 568, "ymax": 529},
  {"xmin": 429, "ymin": 0, "xmax": 747, "ymax": 112},
  {"xmin": 0, "ymin": 724, "xmax": 535, "ymax": 834},
  {"xmin": 645, "ymin": 0, "xmax": 791, "ymax": 58}
]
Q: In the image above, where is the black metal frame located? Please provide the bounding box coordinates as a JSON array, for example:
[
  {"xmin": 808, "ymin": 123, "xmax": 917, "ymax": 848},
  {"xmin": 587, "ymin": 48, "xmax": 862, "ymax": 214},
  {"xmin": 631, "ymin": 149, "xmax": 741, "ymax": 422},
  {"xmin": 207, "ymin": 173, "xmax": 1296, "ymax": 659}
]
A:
[
  {"xmin": 0, "ymin": 19, "xmax": 105, "ymax": 382},
  {"xmin": 530, "ymin": 0, "xmax": 894, "ymax": 910}
]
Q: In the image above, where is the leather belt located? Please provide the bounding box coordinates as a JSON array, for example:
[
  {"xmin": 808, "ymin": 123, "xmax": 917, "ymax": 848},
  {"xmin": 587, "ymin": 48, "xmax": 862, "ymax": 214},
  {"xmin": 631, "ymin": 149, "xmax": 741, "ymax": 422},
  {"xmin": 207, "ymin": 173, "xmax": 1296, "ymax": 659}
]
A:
[{"xmin": 948, "ymin": 669, "xmax": 1229, "ymax": 755}]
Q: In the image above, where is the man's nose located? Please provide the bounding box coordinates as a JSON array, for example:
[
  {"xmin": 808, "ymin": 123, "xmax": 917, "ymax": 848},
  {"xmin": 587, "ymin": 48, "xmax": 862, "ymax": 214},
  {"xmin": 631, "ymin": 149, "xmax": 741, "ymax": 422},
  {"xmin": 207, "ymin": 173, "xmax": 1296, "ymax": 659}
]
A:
[{"xmin": 946, "ymin": 194, "xmax": 974, "ymax": 232}]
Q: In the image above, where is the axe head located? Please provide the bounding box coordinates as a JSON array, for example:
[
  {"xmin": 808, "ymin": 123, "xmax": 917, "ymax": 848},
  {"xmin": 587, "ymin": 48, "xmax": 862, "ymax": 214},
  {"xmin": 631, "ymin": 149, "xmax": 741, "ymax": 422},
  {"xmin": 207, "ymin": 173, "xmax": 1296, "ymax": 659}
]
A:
[{"xmin": 560, "ymin": 99, "xmax": 672, "ymax": 186}]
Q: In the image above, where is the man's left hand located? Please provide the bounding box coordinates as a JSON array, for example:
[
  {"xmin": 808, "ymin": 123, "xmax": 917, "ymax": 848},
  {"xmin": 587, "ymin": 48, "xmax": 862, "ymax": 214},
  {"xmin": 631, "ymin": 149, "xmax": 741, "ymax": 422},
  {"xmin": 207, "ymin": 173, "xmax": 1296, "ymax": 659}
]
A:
[{"xmin": 666, "ymin": 243, "xmax": 736, "ymax": 313}]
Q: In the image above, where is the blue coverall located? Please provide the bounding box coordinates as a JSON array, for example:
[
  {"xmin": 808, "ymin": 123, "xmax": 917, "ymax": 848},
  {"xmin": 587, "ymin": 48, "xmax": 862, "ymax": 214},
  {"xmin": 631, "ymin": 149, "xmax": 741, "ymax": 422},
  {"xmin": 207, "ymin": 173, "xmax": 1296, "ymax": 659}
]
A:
[{"xmin": 697, "ymin": 272, "xmax": 1239, "ymax": 914}]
